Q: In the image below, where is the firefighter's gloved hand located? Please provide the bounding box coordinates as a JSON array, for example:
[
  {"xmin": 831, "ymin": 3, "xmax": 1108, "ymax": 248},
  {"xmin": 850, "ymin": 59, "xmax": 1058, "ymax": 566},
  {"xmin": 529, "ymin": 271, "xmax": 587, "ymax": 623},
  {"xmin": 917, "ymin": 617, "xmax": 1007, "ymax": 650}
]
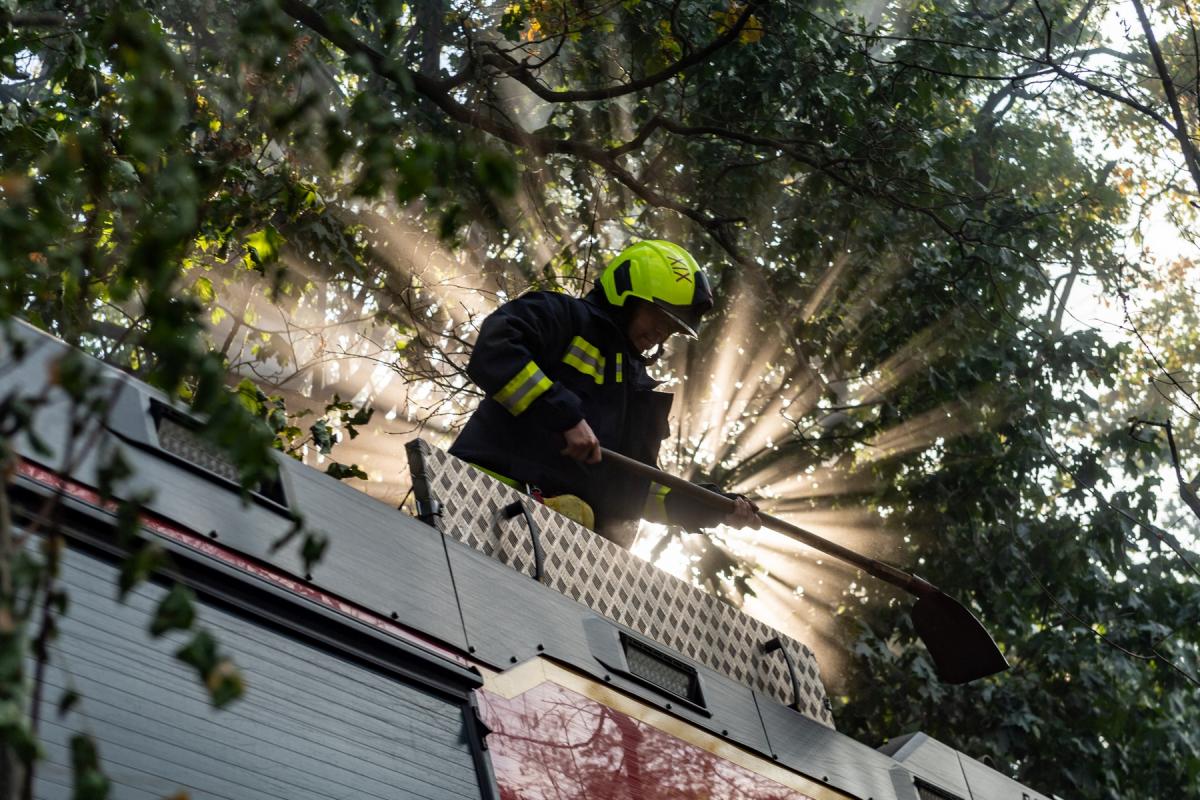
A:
[
  {"xmin": 560, "ymin": 418, "xmax": 601, "ymax": 464},
  {"xmin": 727, "ymin": 495, "xmax": 762, "ymax": 530},
  {"xmin": 669, "ymin": 484, "xmax": 761, "ymax": 531}
]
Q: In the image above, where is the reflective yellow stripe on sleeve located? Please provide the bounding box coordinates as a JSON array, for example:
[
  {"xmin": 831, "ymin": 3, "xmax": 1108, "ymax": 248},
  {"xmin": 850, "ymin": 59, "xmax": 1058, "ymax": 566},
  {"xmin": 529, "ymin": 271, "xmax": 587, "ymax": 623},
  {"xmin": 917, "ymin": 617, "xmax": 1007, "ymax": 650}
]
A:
[
  {"xmin": 467, "ymin": 462, "xmax": 523, "ymax": 489},
  {"xmin": 615, "ymin": 353, "xmax": 623, "ymax": 383},
  {"xmin": 561, "ymin": 336, "xmax": 606, "ymax": 385},
  {"xmin": 494, "ymin": 361, "xmax": 553, "ymax": 415},
  {"xmin": 643, "ymin": 482, "xmax": 671, "ymax": 524}
]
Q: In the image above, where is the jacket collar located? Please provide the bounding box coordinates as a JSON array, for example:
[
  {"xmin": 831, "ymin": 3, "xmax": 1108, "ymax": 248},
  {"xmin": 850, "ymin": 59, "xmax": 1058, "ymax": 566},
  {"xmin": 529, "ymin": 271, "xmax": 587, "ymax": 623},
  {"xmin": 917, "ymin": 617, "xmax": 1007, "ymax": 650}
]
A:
[{"xmin": 582, "ymin": 286, "xmax": 626, "ymax": 335}]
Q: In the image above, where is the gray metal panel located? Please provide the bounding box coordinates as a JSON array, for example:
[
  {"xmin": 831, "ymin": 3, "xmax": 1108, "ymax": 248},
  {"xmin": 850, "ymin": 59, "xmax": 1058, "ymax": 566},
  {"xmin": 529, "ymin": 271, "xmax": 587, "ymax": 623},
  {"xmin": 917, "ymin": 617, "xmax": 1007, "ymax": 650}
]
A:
[
  {"xmin": 101, "ymin": 432, "xmax": 471, "ymax": 654},
  {"xmin": 885, "ymin": 733, "xmax": 972, "ymax": 799},
  {"xmin": 283, "ymin": 462, "xmax": 470, "ymax": 652},
  {"xmin": 34, "ymin": 546, "xmax": 483, "ymax": 800},
  {"xmin": 882, "ymin": 733, "xmax": 1056, "ymax": 800},
  {"xmin": 1, "ymin": 323, "xmax": 468, "ymax": 654},
  {"xmin": 756, "ymin": 693, "xmax": 922, "ymax": 800},
  {"xmin": 444, "ymin": 536, "xmax": 773, "ymax": 755},
  {"xmin": 959, "ymin": 752, "xmax": 1054, "ymax": 800}
]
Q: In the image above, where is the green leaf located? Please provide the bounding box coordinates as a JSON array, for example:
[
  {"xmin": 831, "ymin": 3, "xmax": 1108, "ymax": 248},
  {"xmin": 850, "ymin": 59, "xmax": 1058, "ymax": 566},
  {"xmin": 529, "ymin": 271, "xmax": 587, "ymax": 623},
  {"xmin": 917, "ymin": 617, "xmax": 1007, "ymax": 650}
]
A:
[
  {"xmin": 109, "ymin": 158, "xmax": 139, "ymax": 185},
  {"xmin": 207, "ymin": 658, "xmax": 245, "ymax": 708},
  {"xmin": 175, "ymin": 629, "xmax": 242, "ymax": 706},
  {"xmin": 58, "ymin": 688, "xmax": 81, "ymax": 717},
  {"xmin": 0, "ymin": 53, "xmax": 24, "ymax": 80},
  {"xmin": 309, "ymin": 418, "xmax": 335, "ymax": 454},
  {"xmin": 325, "ymin": 462, "xmax": 367, "ymax": 481},
  {"xmin": 0, "ymin": 700, "xmax": 40, "ymax": 763},
  {"xmin": 150, "ymin": 583, "xmax": 196, "ymax": 637},
  {"xmin": 118, "ymin": 543, "xmax": 166, "ymax": 599},
  {"xmin": 175, "ymin": 630, "xmax": 218, "ymax": 677},
  {"xmin": 193, "ymin": 276, "xmax": 215, "ymax": 303},
  {"xmin": 69, "ymin": 735, "xmax": 111, "ymax": 800},
  {"xmin": 301, "ymin": 531, "xmax": 329, "ymax": 572},
  {"xmin": 244, "ymin": 227, "xmax": 285, "ymax": 270},
  {"xmin": 474, "ymin": 151, "xmax": 517, "ymax": 196}
]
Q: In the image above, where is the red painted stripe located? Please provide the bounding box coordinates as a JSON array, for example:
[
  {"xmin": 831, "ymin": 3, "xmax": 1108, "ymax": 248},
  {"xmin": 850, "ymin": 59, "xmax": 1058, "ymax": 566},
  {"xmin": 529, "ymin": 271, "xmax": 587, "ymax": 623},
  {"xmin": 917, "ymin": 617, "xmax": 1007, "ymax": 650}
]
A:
[{"xmin": 16, "ymin": 459, "xmax": 472, "ymax": 669}]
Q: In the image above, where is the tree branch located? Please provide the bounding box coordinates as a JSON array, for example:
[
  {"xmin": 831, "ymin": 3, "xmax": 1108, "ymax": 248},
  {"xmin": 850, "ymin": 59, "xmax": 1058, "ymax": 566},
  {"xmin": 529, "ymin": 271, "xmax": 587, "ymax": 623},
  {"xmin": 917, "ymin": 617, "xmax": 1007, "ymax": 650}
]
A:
[
  {"xmin": 1130, "ymin": 0, "xmax": 1200, "ymax": 194},
  {"xmin": 8, "ymin": 12, "xmax": 67, "ymax": 28},
  {"xmin": 477, "ymin": 0, "xmax": 760, "ymax": 103},
  {"xmin": 278, "ymin": 0, "xmax": 742, "ymax": 257}
]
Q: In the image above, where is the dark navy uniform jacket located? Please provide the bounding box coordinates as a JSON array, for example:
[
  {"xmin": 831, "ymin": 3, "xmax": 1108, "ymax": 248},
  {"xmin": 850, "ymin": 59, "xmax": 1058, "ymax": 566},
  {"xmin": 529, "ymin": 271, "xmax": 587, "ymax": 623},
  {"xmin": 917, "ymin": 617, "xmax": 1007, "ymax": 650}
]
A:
[{"xmin": 450, "ymin": 287, "xmax": 680, "ymax": 540}]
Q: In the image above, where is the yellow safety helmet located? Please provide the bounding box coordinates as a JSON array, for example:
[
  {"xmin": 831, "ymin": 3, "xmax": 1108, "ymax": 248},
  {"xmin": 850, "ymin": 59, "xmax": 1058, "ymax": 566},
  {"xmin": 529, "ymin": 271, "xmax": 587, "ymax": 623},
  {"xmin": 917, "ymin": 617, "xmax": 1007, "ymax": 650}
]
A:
[{"xmin": 598, "ymin": 240, "xmax": 714, "ymax": 338}]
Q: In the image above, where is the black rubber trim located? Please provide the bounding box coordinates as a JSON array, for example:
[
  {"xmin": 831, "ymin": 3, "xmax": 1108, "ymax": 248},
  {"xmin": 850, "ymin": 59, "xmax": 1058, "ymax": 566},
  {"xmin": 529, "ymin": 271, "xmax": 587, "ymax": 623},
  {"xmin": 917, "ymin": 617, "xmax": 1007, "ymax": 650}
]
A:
[{"xmin": 612, "ymin": 259, "xmax": 633, "ymax": 296}]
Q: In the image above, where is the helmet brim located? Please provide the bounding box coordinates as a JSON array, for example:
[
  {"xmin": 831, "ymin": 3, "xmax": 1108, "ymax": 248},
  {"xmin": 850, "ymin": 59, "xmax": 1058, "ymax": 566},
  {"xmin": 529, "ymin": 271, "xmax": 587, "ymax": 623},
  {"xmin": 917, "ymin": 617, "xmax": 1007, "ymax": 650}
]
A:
[{"xmin": 655, "ymin": 303, "xmax": 702, "ymax": 339}]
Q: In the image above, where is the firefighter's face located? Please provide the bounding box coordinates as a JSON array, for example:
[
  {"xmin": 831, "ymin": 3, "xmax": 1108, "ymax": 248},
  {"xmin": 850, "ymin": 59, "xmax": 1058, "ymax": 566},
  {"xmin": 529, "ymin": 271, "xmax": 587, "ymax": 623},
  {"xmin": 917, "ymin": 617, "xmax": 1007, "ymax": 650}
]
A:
[{"xmin": 627, "ymin": 302, "xmax": 680, "ymax": 353}]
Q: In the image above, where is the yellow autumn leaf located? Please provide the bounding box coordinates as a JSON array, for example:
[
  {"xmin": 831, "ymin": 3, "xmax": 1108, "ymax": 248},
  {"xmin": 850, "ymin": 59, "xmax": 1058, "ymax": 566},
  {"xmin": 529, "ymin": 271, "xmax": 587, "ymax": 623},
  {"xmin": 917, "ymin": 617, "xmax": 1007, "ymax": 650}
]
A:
[{"xmin": 712, "ymin": 3, "xmax": 764, "ymax": 44}]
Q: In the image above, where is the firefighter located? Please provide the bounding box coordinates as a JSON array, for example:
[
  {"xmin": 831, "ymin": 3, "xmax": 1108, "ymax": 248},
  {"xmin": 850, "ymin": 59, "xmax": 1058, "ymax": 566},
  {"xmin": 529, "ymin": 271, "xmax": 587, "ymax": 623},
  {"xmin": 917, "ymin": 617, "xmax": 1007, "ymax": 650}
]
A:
[{"xmin": 449, "ymin": 240, "xmax": 760, "ymax": 547}]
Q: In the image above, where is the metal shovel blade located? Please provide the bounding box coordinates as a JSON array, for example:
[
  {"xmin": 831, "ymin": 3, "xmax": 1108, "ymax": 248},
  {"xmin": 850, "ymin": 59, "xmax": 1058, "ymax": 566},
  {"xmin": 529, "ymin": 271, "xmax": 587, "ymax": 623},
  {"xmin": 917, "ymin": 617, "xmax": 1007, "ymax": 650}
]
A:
[{"xmin": 911, "ymin": 590, "xmax": 1009, "ymax": 684}]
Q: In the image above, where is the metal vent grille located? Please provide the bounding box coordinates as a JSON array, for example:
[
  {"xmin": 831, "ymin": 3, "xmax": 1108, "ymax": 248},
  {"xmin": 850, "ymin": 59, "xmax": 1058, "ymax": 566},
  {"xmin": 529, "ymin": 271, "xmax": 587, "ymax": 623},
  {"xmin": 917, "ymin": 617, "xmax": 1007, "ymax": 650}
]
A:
[
  {"xmin": 157, "ymin": 417, "xmax": 242, "ymax": 484},
  {"xmin": 916, "ymin": 780, "xmax": 965, "ymax": 800},
  {"xmin": 622, "ymin": 634, "xmax": 702, "ymax": 705},
  {"xmin": 154, "ymin": 411, "xmax": 287, "ymax": 508}
]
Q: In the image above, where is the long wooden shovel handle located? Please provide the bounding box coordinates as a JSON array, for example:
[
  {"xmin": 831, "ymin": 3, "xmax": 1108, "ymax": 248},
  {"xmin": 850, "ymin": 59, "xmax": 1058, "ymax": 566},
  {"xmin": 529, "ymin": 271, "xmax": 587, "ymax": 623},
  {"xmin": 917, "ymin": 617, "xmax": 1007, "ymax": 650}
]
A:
[{"xmin": 600, "ymin": 447, "xmax": 936, "ymax": 599}]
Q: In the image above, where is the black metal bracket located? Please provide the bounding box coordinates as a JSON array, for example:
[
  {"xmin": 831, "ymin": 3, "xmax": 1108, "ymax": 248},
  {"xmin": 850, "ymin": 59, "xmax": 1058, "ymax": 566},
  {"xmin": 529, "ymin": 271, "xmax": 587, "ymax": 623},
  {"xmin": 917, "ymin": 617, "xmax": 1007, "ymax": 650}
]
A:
[
  {"xmin": 761, "ymin": 636, "xmax": 803, "ymax": 712},
  {"xmin": 501, "ymin": 500, "xmax": 544, "ymax": 582},
  {"xmin": 464, "ymin": 692, "xmax": 501, "ymax": 800},
  {"xmin": 415, "ymin": 498, "xmax": 443, "ymax": 527}
]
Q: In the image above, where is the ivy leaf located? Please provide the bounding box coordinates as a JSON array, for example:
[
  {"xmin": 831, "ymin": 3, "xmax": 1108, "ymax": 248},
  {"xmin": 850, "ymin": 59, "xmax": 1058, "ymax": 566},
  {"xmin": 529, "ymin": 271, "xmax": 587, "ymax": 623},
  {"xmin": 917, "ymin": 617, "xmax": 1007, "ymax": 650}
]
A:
[
  {"xmin": 118, "ymin": 543, "xmax": 166, "ymax": 600},
  {"xmin": 150, "ymin": 584, "xmax": 196, "ymax": 637},
  {"xmin": 175, "ymin": 630, "xmax": 219, "ymax": 678},
  {"xmin": 0, "ymin": 700, "xmax": 40, "ymax": 763},
  {"xmin": 69, "ymin": 735, "xmax": 111, "ymax": 800},
  {"xmin": 301, "ymin": 531, "xmax": 329, "ymax": 573},
  {"xmin": 58, "ymin": 688, "xmax": 80, "ymax": 717},
  {"xmin": 325, "ymin": 462, "xmax": 367, "ymax": 481},
  {"xmin": 309, "ymin": 418, "xmax": 335, "ymax": 454},
  {"xmin": 176, "ymin": 630, "xmax": 243, "ymax": 707},
  {"xmin": 206, "ymin": 658, "xmax": 246, "ymax": 708}
]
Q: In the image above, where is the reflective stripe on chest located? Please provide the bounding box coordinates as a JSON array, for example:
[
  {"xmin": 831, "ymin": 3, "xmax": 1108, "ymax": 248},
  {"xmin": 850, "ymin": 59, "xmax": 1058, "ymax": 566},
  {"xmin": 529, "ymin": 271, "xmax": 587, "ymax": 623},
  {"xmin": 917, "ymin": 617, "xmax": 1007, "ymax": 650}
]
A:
[{"xmin": 561, "ymin": 336, "xmax": 606, "ymax": 385}]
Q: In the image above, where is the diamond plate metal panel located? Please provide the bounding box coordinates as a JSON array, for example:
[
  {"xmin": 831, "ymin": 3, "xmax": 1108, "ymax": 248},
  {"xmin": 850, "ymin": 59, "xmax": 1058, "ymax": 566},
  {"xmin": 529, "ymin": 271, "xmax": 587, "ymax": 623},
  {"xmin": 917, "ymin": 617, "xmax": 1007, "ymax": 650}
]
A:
[{"xmin": 406, "ymin": 439, "xmax": 835, "ymax": 728}]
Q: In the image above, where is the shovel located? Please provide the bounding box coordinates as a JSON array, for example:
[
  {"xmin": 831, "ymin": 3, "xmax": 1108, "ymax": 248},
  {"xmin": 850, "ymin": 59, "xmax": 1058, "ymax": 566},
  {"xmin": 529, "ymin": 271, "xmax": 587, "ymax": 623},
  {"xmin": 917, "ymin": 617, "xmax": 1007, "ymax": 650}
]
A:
[{"xmin": 600, "ymin": 447, "xmax": 1009, "ymax": 684}]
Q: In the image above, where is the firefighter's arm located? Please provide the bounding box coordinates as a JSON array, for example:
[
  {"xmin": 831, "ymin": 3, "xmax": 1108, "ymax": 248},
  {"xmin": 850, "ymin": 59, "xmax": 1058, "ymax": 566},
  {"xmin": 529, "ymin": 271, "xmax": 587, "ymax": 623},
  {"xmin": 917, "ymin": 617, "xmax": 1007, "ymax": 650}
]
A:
[
  {"xmin": 466, "ymin": 293, "xmax": 585, "ymax": 432},
  {"xmin": 644, "ymin": 482, "xmax": 761, "ymax": 530}
]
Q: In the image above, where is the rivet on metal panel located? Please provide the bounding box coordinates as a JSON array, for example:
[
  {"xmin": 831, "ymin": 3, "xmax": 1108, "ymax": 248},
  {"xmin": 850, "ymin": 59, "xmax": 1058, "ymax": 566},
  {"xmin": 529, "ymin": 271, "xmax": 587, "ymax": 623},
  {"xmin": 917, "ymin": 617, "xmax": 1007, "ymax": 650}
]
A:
[
  {"xmin": 207, "ymin": 530, "xmax": 218, "ymax": 539},
  {"xmin": 509, "ymin": 656, "xmax": 518, "ymax": 663},
  {"xmin": 468, "ymin": 646, "xmax": 476, "ymax": 654},
  {"xmin": 304, "ymin": 572, "xmax": 312, "ymax": 581},
  {"xmin": 536, "ymin": 643, "xmax": 544, "ymax": 651},
  {"xmin": 390, "ymin": 611, "xmax": 398, "ymax": 620},
  {"xmin": 604, "ymin": 674, "xmax": 611, "ymax": 682},
  {"xmin": 721, "ymin": 729, "xmax": 728, "ymax": 736}
]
